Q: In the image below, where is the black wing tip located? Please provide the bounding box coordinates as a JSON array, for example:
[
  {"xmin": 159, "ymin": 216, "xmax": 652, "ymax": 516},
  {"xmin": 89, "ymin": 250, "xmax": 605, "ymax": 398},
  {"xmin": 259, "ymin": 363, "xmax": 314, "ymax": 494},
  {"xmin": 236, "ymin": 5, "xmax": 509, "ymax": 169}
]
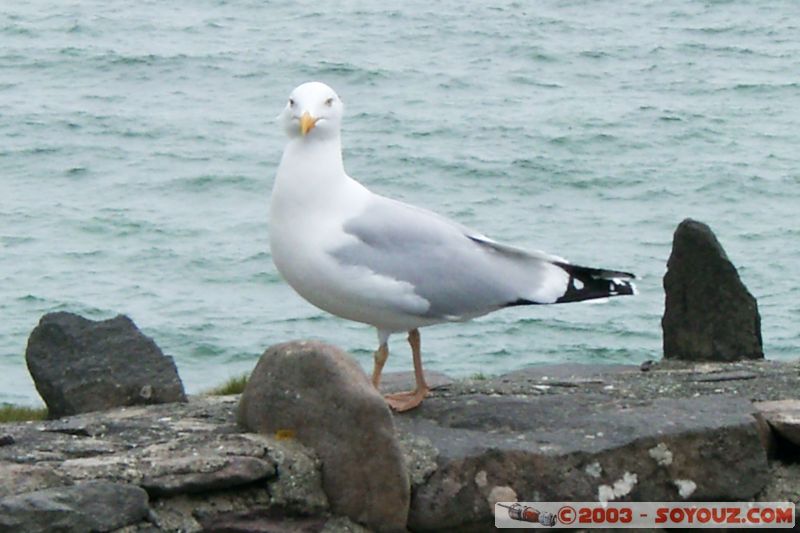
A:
[
  {"xmin": 502, "ymin": 266, "xmax": 637, "ymax": 308},
  {"xmin": 555, "ymin": 262, "xmax": 636, "ymax": 281},
  {"xmin": 554, "ymin": 263, "xmax": 638, "ymax": 304}
]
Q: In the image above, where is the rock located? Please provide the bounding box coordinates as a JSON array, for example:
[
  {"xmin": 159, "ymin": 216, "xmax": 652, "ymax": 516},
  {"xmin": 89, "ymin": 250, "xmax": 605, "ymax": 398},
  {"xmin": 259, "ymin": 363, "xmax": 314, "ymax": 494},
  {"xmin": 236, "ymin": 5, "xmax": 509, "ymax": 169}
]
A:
[
  {"xmin": 196, "ymin": 510, "xmax": 371, "ymax": 533},
  {"xmin": 237, "ymin": 341, "xmax": 409, "ymax": 533},
  {"xmin": 689, "ymin": 370, "xmax": 757, "ymax": 382},
  {"xmin": 0, "ymin": 436, "xmax": 13, "ymax": 447},
  {"xmin": 379, "ymin": 370, "xmax": 453, "ymax": 394},
  {"xmin": 197, "ymin": 508, "xmax": 326, "ymax": 533},
  {"xmin": 398, "ymin": 392, "xmax": 768, "ymax": 531},
  {"xmin": 45, "ymin": 418, "xmax": 108, "ymax": 437},
  {"xmin": 754, "ymin": 400, "xmax": 800, "ymax": 447},
  {"xmin": 140, "ymin": 456, "xmax": 276, "ymax": 496},
  {"xmin": 25, "ymin": 312, "xmax": 186, "ymax": 417},
  {"xmin": 662, "ymin": 219, "xmax": 763, "ymax": 361},
  {"xmin": 396, "ymin": 433, "xmax": 438, "ymax": 487},
  {"xmin": 0, "ymin": 464, "xmax": 70, "ymax": 499},
  {"xmin": 2, "ymin": 359, "xmax": 800, "ymax": 532},
  {"xmin": 0, "ymin": 481, "xmax": 149, "ymax": 533},
  {"xmin": 0, "ymin": 397, "xmax": 331, "ymax": 532},
  {"xmin": 264, "ymin": 439, "xmax": 329, "ymax": 515},
  {"xmin": 112, "ymin": 523, "xmax": 162, "ymax": 533},
  {"xmin": 146, "ymin": 488, "xmax": 270, "ymax": 533},
  {"xmin": 321, "ymin": 516, "xmax": 373, "ymax": 533}
]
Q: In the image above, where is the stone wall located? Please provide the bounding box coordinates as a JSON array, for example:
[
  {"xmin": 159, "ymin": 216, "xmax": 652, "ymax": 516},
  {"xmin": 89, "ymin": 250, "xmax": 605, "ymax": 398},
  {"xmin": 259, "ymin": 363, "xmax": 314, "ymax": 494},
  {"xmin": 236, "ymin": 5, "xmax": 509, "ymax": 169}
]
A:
[{"xmin": 2, "ymin": 358, "xmax": 800, "ymax": 532}]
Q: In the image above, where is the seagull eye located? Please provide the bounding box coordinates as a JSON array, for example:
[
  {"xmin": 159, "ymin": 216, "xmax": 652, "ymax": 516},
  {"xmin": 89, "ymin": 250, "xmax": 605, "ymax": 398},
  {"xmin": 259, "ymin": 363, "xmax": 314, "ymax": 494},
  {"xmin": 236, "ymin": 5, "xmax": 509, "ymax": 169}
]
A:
[
  {"xmin": 288, "ymin": 98, "xmax": 295, "ymax": 107},
  {"xmin": 325, "ymin": 97, "xmax": 334, "ymax": 107}
]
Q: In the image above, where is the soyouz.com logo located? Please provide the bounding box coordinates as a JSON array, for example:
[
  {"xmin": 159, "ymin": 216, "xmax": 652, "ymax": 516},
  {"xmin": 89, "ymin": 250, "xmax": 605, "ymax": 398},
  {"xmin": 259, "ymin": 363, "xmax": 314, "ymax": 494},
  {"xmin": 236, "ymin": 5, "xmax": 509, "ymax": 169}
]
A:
[{"xmin": 495, "ymin": 502, "xmax": 795, "ymax": 528}]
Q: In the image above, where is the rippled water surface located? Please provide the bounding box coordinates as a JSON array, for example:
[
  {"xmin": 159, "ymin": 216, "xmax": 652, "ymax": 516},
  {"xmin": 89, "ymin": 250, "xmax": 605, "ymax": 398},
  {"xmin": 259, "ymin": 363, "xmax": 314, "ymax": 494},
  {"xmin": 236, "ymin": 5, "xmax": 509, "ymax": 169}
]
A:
[{"xmin": 2, "ymin": 0, "xmax": 799, "ymax": 404}]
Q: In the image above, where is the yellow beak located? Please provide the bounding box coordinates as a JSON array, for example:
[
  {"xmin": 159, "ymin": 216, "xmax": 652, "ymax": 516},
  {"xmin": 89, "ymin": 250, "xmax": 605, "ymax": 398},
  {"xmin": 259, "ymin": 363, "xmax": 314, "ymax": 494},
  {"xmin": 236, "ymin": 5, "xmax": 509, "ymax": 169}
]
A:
[{"xmin": 300, "ymin": 111, "xmax": 318, "ymax": 136}]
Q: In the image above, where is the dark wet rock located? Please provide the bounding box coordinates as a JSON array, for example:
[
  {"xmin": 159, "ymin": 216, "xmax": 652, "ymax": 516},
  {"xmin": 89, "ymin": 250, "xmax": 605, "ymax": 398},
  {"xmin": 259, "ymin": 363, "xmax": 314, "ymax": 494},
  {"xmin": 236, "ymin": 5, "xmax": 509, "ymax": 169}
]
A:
[
  {"xmin": 0, "ymin": 481, "xmax": 149, "ymax": 533},
  {"xmin": 25, "ymin": 312, "xmax": 187, "ymax": 417},
  {"xmin": 0, "ymin": 436, "xmax": 13, "ymax": 447},
  {"xmin": 237, "ymin": 341, "xmax": 409, "ymax": 533},
  {"xmin": 662, "ymin": 219, "xmax": 763, "ymax": 361}
]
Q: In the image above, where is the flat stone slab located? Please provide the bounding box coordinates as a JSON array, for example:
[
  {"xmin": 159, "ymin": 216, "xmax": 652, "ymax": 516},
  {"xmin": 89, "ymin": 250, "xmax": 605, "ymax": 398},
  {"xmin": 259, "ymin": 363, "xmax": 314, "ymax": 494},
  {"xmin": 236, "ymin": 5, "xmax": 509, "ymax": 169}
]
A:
[
  {"xmin": 379, "ymin": 371, "xmax": 454, "ymax": 394},
  {"xmin": 0, "ymin": 397, "xmax": 331, "ymax": 532},
  {"xmin": 0, "ymin": 480, "xmax": 149, "ymax": 533},
  {"xmin": 398, "ymin": 393, "xmax": 767, "ymax": 530},
  {"xmin": 754, "ymin": 399, "xmax": 800, "ymax": 447},
  {"xmin": 140, "ymin": 455, "xmax": 276, "ymax": 496},
  {"xmin": 394, "ymin": 359, "xmax": 800, "ymax": 530}
]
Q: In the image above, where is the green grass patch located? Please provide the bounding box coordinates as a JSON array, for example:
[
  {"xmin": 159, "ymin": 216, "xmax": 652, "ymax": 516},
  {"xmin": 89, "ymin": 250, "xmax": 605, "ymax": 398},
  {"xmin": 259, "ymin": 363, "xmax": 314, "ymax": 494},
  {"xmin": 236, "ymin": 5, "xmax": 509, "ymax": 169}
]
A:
[
  {"xmin": 471, "ymin": 372, "xmax": 488, "ymax": 381},
  {"xmin": 0, "ymin": 404, "xmax": 48, "ymax": 423},
  {"xmin": 204, "ymin": 374, "xmax": 249, "ymax": 396}
]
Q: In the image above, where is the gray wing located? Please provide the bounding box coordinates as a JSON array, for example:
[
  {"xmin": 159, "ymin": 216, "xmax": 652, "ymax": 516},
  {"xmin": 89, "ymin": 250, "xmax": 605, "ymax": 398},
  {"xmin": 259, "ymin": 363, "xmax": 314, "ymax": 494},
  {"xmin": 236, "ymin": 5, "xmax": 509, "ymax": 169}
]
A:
[{"xmin": 329, "ymin": 195, "xmax": 568, "ymax": 320}]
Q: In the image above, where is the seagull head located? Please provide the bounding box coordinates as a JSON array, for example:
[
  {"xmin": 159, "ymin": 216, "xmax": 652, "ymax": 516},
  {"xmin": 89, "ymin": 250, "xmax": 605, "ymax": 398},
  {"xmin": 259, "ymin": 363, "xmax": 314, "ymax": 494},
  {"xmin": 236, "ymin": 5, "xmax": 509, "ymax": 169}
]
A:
[{"xmin": 280, "ymin": 82, "xmax": 344, "ymax": 141}]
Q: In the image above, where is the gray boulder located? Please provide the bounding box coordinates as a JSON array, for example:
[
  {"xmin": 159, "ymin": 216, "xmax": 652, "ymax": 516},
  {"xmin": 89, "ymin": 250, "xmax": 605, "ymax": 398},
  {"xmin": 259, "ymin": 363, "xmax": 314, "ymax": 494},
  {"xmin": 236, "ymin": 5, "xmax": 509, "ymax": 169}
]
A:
[
  {"xmin": 0, "ymin": 481, "xmax": 149, "ymax": 533},
  {"xmin": 25, "ymin": 312, "xmax": 186, "ymax": 417},
  {"xmin": 237, "ymin": 341, "xmax": 409, "ymax": 533},
  {"xmin": 662, "ymin": 219, "xmax": 763, "ymax": 361},
  {"xmin": 2, "ymin": 359, "xmax": 798, "ymax": 532}
]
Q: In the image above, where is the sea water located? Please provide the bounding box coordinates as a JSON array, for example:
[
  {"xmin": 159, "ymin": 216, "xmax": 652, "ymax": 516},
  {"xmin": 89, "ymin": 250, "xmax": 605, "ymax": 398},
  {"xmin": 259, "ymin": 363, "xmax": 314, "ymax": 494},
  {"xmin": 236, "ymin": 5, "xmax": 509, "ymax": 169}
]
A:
[{"xmin": 2, "ymin": 0, "xmax": 798, "ymax": 404}]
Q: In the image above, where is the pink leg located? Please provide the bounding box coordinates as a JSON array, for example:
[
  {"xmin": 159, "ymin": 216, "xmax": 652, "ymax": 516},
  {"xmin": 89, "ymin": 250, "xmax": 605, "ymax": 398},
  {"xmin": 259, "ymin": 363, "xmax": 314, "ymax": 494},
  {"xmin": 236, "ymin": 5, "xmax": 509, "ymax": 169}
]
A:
[
  {"xmin": 384, "ymin": 329, "xmax": 429, "ymax": 412},
  {"xmin": 371, "ymin": 342, "xmax": 389, "ymax": 389}
]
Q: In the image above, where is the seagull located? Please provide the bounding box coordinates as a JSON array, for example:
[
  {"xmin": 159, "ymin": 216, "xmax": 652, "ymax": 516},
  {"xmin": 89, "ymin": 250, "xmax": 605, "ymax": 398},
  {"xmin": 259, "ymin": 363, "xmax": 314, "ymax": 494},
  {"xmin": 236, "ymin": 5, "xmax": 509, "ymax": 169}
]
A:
[{"xmin": 269, "ymin": 81, "xmax": 635, "ymax": 412}]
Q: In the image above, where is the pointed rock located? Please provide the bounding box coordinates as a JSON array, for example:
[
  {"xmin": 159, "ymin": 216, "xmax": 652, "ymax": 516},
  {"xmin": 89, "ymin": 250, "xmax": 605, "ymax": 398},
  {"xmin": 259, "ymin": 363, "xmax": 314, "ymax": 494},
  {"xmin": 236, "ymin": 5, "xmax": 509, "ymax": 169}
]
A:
[{"xmin": 662, "ymin": 219, "xmax": 763, "ymax": 361}]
